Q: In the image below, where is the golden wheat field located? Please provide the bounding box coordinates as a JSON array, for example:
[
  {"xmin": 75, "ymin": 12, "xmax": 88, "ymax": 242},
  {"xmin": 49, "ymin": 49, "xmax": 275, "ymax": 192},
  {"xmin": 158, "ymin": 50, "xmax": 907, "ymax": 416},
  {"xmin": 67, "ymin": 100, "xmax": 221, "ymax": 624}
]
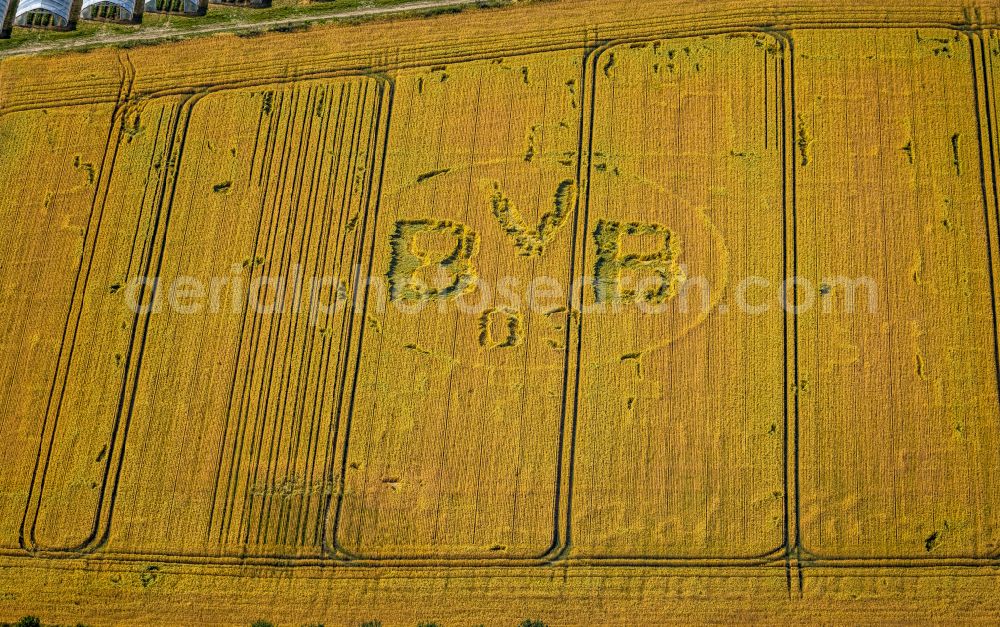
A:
[{"xmin": 2, "ymin": 0, "xmax": 1000, "ymax": 623}]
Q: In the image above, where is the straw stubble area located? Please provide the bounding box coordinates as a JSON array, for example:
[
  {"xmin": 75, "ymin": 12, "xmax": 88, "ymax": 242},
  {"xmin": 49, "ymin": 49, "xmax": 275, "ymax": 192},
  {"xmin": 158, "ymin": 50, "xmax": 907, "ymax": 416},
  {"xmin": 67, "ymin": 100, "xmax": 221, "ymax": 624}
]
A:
[{"xmin": 1, "ymin": 0, "xmax": 1000, "ymax": 623}]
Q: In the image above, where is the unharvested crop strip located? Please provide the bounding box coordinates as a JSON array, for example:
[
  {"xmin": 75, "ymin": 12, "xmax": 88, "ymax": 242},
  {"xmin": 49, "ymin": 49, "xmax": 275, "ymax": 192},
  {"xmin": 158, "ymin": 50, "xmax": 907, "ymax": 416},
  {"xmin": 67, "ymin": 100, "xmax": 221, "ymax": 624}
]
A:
[
  {"xmin": 306, "ymin": 84, "xmax": 364, "ymax": 549},
  {"xmin": 240, "ymin": 85, "xmax": 310, "ymax": 547},
  {"xmin": 209, "ymin": 87, "xmax": 289, "ymax": 546},
  {"xmin": 560, "ymin": 31, "xmax": 791, "ymax": 569},
  {"xmin": 255, "ymin": 89, "xmax": 326, "ymax": 544},
  {"xmin": 273, "ymin": 83, "xmax": 340, "ymax": 549},
  {"xmin": 255, "ymin": 85, "xmax": 325, "ymax": 547},
  {"xmin": 323, "ymin": 79, "xmax": 394, "ymax": 558},
  {"xmin": 324, "ymin": 50, "xmax": 588, "ymax": 565},
  {"xmin": 792, "ymin": 29, "xmax": 1000, "ymax": 568},
  {"xmin": 205, "ymin": 88, "xmax": 289, "ymax": 543},
  {"xmin": 220, "ymin": 87, "xmax": 296, "ymax": 546},
  {"xmin": 92, "ymin": 92, "xmax": 199, "ymax": 555},
  {"xmin": 330, "ymin": 81, "xmax": 388, "ymax": 556},
  {"xmin": 19, "ymin": 71, "xmax": 190, "ymax": 555},
  {"xmin": 298, "ymin": 83, "xmax": 378, "ymax": 548}
]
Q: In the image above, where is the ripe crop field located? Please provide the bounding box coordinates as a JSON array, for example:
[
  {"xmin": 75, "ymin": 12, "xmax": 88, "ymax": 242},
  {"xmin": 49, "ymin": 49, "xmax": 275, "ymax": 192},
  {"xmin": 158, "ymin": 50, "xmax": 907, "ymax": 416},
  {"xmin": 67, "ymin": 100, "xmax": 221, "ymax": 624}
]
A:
[{"xmin": 1, "ymin": 0, "xmax": 1000, "ymax": 623}]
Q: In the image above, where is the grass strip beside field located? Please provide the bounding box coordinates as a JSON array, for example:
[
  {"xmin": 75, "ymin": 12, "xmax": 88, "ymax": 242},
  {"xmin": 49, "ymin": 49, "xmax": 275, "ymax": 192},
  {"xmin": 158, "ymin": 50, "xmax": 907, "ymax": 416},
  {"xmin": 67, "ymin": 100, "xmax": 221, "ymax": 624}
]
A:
[{"xmin": 0, "ymin": 0, "xmax": 510, "ymax": 57}]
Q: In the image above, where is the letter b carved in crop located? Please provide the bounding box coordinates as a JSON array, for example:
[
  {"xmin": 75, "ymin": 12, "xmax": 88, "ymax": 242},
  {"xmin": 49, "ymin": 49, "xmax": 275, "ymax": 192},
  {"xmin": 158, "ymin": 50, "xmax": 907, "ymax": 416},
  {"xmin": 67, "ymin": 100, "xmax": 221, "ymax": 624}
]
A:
[
  {"xmin": 387, "ymin": 219, "xmax": 480, "ymax": 302},
  {"xmin": 592, "ymin": 219, "xmax": 685, "ymax": 305}
]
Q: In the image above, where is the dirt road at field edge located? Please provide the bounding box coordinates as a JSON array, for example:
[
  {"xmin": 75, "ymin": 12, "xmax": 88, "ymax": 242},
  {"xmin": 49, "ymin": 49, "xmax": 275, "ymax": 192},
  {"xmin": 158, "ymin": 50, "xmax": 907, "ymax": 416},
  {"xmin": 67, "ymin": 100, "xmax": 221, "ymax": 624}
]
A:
[{"xmin": 0, "ymin": 0, "xmax": 494, "ymax": 58}]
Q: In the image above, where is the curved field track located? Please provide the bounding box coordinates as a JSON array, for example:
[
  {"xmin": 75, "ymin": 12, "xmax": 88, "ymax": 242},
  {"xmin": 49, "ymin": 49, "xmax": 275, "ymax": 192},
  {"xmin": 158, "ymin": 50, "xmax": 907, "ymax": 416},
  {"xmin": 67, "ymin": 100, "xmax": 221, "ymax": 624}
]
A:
[{"xmin": 2, "ymin": 0, "xmax": 1000, "ymax": 623}]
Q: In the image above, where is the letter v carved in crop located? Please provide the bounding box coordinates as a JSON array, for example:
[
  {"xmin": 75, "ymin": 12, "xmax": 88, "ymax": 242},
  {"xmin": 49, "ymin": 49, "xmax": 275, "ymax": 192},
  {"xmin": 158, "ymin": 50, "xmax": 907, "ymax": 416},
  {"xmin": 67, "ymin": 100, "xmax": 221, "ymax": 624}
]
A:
[{"xmin": 489, "ymin": 178, "xmax": 576, "ymax": 256}]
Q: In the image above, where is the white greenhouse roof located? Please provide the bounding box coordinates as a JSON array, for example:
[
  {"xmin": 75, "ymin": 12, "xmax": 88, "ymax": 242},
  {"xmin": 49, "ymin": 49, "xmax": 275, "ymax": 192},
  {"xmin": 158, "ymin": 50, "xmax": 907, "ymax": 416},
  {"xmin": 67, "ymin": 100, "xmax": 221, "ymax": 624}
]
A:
[
  {"xmin": 144, "ymin": 0, "xmax": 200, "ymax": 13},
  {"xmin": 16, "ymin": 0, "xmax": 74, "ymax": 21},
  {"xmin": 81, "ymin": 0, "xmax": 137, "ymax": 18}
]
